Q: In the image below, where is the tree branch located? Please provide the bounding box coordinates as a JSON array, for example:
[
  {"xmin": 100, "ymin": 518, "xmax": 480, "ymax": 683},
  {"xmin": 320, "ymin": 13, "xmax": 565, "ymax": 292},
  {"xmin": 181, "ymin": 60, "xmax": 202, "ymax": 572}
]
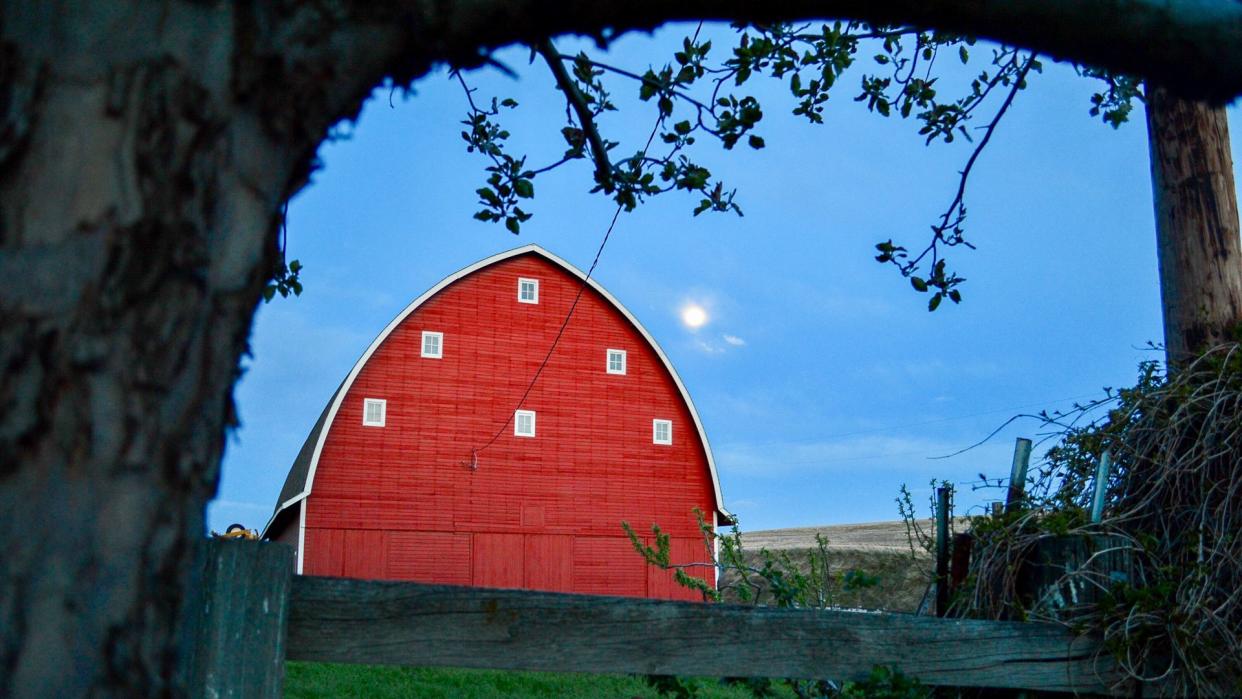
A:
[
  {"xmin": 535, "ymin": 39, "xmax": 614, "ymax": 190},
  {"xmin": 419, "ymin": 0, "xmax": 1242, "ymax": 103}
]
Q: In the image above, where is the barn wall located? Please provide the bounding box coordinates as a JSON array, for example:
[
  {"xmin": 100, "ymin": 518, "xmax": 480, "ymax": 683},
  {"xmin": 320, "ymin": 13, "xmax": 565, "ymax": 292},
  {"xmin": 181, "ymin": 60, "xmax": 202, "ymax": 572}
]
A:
[{"xmin": 303, "ymin": 254, "xmax": 717, "ymax": 600}]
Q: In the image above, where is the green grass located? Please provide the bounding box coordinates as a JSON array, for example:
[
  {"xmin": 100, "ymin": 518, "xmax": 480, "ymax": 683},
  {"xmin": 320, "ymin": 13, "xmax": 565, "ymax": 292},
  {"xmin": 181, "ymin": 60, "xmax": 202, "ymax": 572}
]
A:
[{"xmin": 285, "ymin": 663, "xmax": 793, "ymax": 698}]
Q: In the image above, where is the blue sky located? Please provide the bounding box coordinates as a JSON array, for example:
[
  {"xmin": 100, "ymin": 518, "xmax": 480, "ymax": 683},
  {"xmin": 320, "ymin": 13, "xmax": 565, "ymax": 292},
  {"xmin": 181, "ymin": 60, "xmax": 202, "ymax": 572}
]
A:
[{"xmin": 209, "ymin": 24, "xmax": 1240, "ymax": 534}]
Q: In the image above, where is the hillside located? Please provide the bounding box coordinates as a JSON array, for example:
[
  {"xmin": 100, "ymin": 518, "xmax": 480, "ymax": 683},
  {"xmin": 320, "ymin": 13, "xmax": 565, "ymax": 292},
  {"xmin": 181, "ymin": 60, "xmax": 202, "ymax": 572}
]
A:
[{"xmin": 720, "ymin": 521, "xmax": 932, "ymax": 612}]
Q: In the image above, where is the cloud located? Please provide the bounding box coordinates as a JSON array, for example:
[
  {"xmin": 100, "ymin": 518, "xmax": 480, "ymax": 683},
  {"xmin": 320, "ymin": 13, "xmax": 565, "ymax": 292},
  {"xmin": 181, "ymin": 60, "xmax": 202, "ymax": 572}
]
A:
[
  {"xmin": 695, "ymin": 339, "xmax": 725, "ymax": 354},
  {"xmin": 722, "ymin": 334, "xmax": 746, "ymax": 346}
]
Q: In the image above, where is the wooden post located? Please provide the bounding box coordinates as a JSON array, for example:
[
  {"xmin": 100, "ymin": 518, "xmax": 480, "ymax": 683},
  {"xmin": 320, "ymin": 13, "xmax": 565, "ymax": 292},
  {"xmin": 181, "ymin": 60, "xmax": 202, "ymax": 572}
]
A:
[
  {"xmin": 1090, "ymin": 451, "xmax": 1113, "ymax": 523},
  {"xmin": 935, "ymin": 486, "xmax": 950, "ymax": 617},
  {"xmin": 1005, "ymin": 438, "xmax": 1033, "ymax": 513},
  {"xmin": 189, "ymin": 538, "xmax": 293, "ymax": 699}
]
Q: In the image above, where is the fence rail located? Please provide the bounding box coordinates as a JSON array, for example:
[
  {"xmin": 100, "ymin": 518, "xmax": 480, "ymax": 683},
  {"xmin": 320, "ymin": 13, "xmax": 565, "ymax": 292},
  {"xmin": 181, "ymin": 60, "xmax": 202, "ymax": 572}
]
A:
[{"xmin": 193, "ymin": 539, "xmax": 1136, "ymax": 698}]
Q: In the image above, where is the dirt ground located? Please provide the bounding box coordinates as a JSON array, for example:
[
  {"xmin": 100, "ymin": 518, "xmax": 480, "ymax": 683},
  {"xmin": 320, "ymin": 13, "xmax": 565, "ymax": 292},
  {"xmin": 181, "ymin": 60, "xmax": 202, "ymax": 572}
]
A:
[{"xmin": 719, "ymin": 521, "xmax": 933, "ymax": 612}]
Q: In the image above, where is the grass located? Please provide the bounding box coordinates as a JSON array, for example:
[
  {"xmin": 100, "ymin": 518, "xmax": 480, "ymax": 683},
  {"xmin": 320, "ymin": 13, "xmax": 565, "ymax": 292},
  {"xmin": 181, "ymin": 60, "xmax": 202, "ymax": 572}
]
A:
[{"xmin": 285, "ymin": 663, "xmax": 795, "ymax": 698}]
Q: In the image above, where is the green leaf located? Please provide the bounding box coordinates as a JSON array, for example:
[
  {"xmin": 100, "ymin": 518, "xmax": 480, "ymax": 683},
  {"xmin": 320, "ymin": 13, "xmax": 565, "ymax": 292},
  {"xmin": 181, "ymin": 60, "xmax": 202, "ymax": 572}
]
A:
[
  {"xmin": 748, "ymin": 134, "xmax": 765, "ymax": 149},
  {"xmin": 910, "ymin": 276, "xmax": 928, "ymax": 292},
  {"xmin": 505, "ymin": 217, "xmax": 521, "ymax": 234},
  {"xmin": 928, "ymin": 293, "xmax": 942, "ymax": 312},
  {"xmin": 514, "ymin": 179, "xmax": 534, "ymax": 198},
  {"xmin": 958, "ymin": 46, "xmax": 969, "ymax": 64}
]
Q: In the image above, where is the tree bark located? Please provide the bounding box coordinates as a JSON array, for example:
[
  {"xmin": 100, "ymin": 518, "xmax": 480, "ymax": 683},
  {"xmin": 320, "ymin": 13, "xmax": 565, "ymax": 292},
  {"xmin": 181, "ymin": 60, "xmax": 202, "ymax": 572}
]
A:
[
  {"xmin": 3, "ymin": 0, "xmax": 1242, "ymax": 696},
  {"xmin": 1145, "ymin": 88, "xmax": 1242, "ymax": 363}
]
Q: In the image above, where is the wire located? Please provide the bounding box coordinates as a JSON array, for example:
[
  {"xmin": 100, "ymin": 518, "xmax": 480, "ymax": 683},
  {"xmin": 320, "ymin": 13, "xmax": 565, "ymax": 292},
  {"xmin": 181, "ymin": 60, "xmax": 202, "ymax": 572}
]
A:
[
  {"xmin": 716, "ymin": 392, "xmax": 1105, "ymax": 451},
  {"xmin": 473, "ymin": 111, "xmax": 667, "ymax": 457}
]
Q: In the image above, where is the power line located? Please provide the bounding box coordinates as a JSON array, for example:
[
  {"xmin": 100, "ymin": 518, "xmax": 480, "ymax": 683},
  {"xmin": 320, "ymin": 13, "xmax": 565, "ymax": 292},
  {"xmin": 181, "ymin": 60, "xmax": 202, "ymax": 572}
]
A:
[
  {"xmin": 716, "ymin": 392, "xmax": 1106, "ymax": 451},
  {"xmin": 472, "ymin": 113, "xmax": 666, "ymax": 458}
]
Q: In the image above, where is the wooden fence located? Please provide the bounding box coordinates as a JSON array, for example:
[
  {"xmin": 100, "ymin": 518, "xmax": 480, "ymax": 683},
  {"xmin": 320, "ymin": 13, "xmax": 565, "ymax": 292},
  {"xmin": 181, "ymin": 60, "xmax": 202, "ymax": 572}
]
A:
[{"xmin": 191, "ymin": 538, "xmax": 1134, "ymax": 698}]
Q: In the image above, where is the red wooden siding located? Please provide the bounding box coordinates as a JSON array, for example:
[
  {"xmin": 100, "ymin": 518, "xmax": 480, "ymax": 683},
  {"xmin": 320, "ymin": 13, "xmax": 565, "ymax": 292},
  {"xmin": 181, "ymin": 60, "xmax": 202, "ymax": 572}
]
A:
[{"xmin": 302, "ymin": 253, "xmax": 716, "ymax": 600}]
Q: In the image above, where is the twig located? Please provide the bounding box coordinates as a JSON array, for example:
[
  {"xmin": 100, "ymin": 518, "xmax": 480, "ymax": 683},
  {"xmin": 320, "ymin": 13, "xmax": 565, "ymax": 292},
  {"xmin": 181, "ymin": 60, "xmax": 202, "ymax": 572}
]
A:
[{"xmin": 536, "ymin": 39, "xmax": 614, "ymax": 190}]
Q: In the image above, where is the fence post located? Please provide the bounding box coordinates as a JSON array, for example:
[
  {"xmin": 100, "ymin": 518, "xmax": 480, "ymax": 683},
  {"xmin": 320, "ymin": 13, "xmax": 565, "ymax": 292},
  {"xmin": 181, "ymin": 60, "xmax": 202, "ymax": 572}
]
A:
[
  {"xmin": 935, "ymin": 486, "xmax": 951, "ymax": 617},
  {"xmin": 189, "ymin": 538, "xmax": 293, "ymax": 699},
  {"xmin": 1005, "ymin": 437, "xmax": 1033, "ymax": 513},
  {"xmin": 1090, "ymin": 451, "xmax": 1113, "ymax": 524}
]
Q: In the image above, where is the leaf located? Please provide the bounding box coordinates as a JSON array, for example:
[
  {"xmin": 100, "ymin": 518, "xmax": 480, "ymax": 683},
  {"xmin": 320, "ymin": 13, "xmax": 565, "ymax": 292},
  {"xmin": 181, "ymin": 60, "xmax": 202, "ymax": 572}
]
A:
[
  {"xmin": 910, "ymin": 276, "xmax": 928, "ymax": 292},
  {"xmin": 928, "ymin": 293, "xmax": 943, "ymax": 312},
  {"xmin": 958, "ymin": 46, "xmax": 969, "ymax": 64},
  {"xmin": 748, "ymin": 134, "xmax": 765, "ymax": 149},
  {"xmin": 505, "ymin": 217, "xmax": 521, "ymax": 234},
  {"xmin": 514, "ymin": 179, "xmax": 534, "ymax": 198}
]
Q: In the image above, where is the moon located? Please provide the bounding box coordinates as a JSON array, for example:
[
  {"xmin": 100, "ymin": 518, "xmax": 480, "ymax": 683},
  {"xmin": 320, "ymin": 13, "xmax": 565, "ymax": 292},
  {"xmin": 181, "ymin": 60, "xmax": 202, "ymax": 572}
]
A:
[{"xmin": 681, "ymin": 304, "xmax": 709, "ymax": 329}]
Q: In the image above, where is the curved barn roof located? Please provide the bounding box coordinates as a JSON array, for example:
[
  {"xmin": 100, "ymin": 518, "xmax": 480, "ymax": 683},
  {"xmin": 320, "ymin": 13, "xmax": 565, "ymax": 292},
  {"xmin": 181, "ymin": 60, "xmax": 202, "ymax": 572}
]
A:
[{"xmin": 263, "ymin": 244, "xmax": 732, "ymax": 537}]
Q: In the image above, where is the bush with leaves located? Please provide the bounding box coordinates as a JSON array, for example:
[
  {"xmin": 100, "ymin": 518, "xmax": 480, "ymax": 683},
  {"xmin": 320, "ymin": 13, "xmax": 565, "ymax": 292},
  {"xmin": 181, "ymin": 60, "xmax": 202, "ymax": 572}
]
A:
[{"xmin": 938, "ymin": 343, "xmax": 1242, "ymax": 696}]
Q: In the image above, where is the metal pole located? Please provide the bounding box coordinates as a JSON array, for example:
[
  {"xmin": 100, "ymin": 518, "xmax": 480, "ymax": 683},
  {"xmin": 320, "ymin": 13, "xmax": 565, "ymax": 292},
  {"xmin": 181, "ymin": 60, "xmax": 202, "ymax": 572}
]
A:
[
  {"xmin": 1090, "ymin": 451, "xmax": 1113, "ymax": 523},
  {"xmin": 1005, "ymin": 437, "xmax": 1033, "ymax": 513},
  {"xmin": 935, "ymin": 486, "xmax": 950, "ymax": 617}
]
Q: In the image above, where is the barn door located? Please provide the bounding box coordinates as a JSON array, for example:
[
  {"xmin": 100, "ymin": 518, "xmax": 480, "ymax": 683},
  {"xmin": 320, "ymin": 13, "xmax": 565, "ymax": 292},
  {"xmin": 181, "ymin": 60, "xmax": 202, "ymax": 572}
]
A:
[
  {"xmin": 524, "ymin": 535, "xmax": 573, "ymax": 592},
  {"xmin": 472, "ymin": 533, "xmax": 524, "ymax": 588}
]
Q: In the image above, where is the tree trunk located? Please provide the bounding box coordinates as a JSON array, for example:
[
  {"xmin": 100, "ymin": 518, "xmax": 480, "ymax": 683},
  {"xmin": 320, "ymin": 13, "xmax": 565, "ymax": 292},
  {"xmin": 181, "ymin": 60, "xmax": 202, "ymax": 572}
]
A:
[
  {"xmin": 1145, "ymin": 88, "xmax": 1242, "ymax": 363},
  {"xmin": 0, "ymin": 1, "xmax": 389, "ymax": 694},
  {"xmin": 4, "ymin": 0, "xmax": 1242, "ymax": 696},
  {"xmin": 0, "ymin": 11, "xmax": 275, "ymax": 699}
]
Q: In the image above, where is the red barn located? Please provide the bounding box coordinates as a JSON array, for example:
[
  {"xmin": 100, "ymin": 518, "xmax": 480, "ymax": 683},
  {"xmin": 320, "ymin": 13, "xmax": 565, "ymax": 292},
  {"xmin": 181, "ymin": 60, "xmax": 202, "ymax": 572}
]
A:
[{"xmin": 262, "ymin": 245, "xmax": 731, "ymax": 600}]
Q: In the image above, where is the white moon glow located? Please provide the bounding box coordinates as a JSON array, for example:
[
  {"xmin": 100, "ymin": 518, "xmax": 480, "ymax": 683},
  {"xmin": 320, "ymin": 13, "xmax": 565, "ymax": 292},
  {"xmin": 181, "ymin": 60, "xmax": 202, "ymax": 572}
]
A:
[{"xmin": 681, "ymin": 304, "xmax": 709, "ymax": 329}]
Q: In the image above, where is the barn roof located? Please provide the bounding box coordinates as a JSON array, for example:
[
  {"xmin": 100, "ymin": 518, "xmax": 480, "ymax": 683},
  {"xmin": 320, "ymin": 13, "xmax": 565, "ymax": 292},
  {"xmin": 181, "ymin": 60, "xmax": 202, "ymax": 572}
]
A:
[{"xmin": 262, "ymin": 244, "xmax": 732, "ymax": 538}]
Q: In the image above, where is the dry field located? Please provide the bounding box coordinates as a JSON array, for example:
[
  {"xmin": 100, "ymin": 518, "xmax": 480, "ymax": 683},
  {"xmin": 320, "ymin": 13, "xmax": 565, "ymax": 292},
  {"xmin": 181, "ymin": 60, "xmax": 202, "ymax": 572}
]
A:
[{"xmin": 721, "ymin": 521, "xmax": 934, "ymax": 612}]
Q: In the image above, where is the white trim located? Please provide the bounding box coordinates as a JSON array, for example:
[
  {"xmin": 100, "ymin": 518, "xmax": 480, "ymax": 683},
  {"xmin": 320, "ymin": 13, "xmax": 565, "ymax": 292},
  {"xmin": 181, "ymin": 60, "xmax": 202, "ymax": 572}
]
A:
[
  {"xmin": 259, "ymin": 490, "xmax": 308, "ymax": 540},
  {"xmin": 653, "ymin": 418, "xmax": 673, "ymax": 445},
  {"xmin": 421, "ymin": 331, "xmax": 444, "ymax": 358},
  {"xmin": 267, "ymin": 244, "xmax": 732, "ymax": 530},
  {"xmin": 514, "ymin": 409, "xmax": 536, "ymax": 437},
  {"xmin": 362, "ymin": 398, "xmax": 387, "ymax": 427},
  {"xmin": 713, "ymin": 510, "xmax": 720, "ymax": 588},
  {"xmin": 518, "ymin": 277, "xmax": 539, "ymax": 304},
  {"xmin": 296, "ymin": 498, "xmax": 306, "ymax": 575},
  {"xmin": 606, "ymin": 348, "xmax": 627, "ymax": 375}
]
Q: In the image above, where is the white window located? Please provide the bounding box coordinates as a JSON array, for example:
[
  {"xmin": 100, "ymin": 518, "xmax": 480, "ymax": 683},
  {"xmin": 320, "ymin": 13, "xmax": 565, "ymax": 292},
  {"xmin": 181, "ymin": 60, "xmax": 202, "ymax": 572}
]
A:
[
  {"xmin": 606, "ymin": 348, "xmax": 627, "ymax": 375},
  {"xmin": 653, "ymin": 419, "xmax": 672, "ymax": 445},
  {"xmin": 514, "ymin": 410, "xmax": 536, "ymax": 437},
  {"xmin": 421, "ymin": 331, "xmax": 443, "ymax": 358},
  {"xmin": 518, "ymin": 278, "xmax": 539, "ymax": 304},
  {"xmin": 362, "ymin": 398, "xmax": 387, "ymax": 427}
]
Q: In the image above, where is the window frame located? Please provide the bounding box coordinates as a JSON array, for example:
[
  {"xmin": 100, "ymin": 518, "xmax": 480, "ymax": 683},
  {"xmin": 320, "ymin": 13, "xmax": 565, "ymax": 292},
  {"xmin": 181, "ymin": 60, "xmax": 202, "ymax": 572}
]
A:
[
  {"xmin": 653, "ymin": 418, "xmax": 672, "ymax": 445},
  {"xmin": 514, "ymin": 409, "xmax": 537, "ymax": 438},
  {"xmin": 517, "ymin": 277, "xmax": 540, "ymax": 304},
  {"xmin": 421, "ymin": 330, "xmax": 444, "ymax": 359},
  {"xmin": 362, "ymin": 398, "xmax": 387, "ymax": 427},
  {"xmin": 606, "ymin": 348, "xmax": 627, "ymax": 375}
]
